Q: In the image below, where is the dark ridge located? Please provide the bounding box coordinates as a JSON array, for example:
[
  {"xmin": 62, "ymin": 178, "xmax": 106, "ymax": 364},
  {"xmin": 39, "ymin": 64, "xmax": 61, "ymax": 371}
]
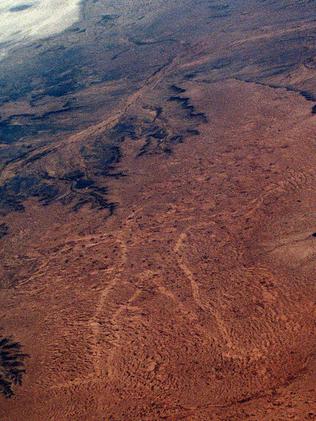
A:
[
  {"xmin": 62, "ymin": 170, "xmax": 85, "ymax": 181},
  {"xmin": 137, "ymin": 139, "xmax": 152, "ymax": 157},
  {"xmin": 99, "ymin": 14, "xmax": 119, "ymax": 25},
  {"xmin": 0, "ymin": 115, "xmax": 63, "ymax": 144},
  {"xmin": 170, "ymin": 85, "xmax": 186, "ymax": 94},
  {"xmin": 2, "ymin": 113, "xmax": 34, "ymax": 120},
  {"xmin": 111, "ymin": 48, "xmax": 130, "ymax": 61},
  {"xmin": 104, "ymin": 171, "xmax": 127, "ymax": 178},
  {"xmin": 130, "ymin": 38, "xmax": 175, "ymax": 46},
  {"xmin": 0, "ymin": 337, "xmax": 28, "ymax": 398},
  {"xmin": 0, "ymin": 120, "xmax": 127, "ymax": 215},
  {"xmin": 312, "ymin": 233, "xmax": 316, "ymax": 238},
  {"xmin": 45, "ymin": 81, "xmax": 80, "ymax": 98},
  {"xmin": 0, "ymin": 121, "xmax": 40, "ymax": 144},
  {"xmin": 81, "ymin": 142, "xmax": 122, "ymax": 176},
  {"xmin": 169, "ymin": 135, "xmax": 184, "ymax": 144},
  {"xmin": 186, "ymin": 128, "xmax": 200, "ymax": 136},
  {"xmin": 311, "ymin": 105, "xmax": 316, "ymax": 114},
  {"xmin": 143, "ymin": 126, "xmax": 168, "ymax": 140},
  {"xmin": 74, "ymin": 179, "xmax": 94, "ymax": 189},
  {"xmin": 110, "ymin": 119, "xmax": 137, "ymax": 140},
  {"xmin": 137, "ymin": 127, "xmax": 167, "ymax": 156},
  {"xmin": 154, "ymin": 107, "xmax": 163, "ymax": 120},
  {"xmin": 168, "ymin": 96, "xmax": 208, "ymax": 122},
  {"xmin": 163, "ymin": 147, "xmax": 172, "ymax": 155},
  {"xmin": 3, "ymin": 147, "xmax": 37, "ymax": 167},
  {"xmin": 209, "ymin": 58, "xmax": 232, "ymax": 70},
  {"xmin": 32, "ymin": 105, "xmax": 78, "ymax": 119},
  {"xmin": 184, "ymin": 72, "xmax": 198, "ymax": 80},
  {"xmin": 72, "ymin": 192, "xmax": 116, "ymax": 214},
  {"xmin": 300, "ymin": 91, "xmax": 316, "ymax": 102},
  {"xmin": 0, "ymin": 176, "xmax": 59, "ymax": 215},
  {"xmin": 89, "ymin": 192, "xmax": 116, "ymax": 212},
  {"xmin": 237, "ymin": 393, "xmax": 260, "ymax": 404},
  {"xmin": 304, "ymin": 57, "xmax": 316, "ymax": 70},
  {"xmin": 234, "ymin": 77, "xmax": 316, "ymax": 108},
  {"xmin": 0, "ymin": 223, "xmax": 9, "ymax": 239},
  {"xmin": 67, "ymin": 27, "xmax": 86, "ymax": 34},
  {"xmin": 66, "ymin": 173, "xmax": 116, "ymax": 213},
  {"xmin": 134, "ymin": 118, "xmax": 175, "ymax": 157},
  {"xmin": 0, "ymin": 87, "xmax": 206, "ymax": 216},
  {"xmin": 24, "ymin": 149, "xmax": 53, "ymax": 165},
  {"xmin": 257, "ymin": 64, "xmax": 294, "ymax": 78}
]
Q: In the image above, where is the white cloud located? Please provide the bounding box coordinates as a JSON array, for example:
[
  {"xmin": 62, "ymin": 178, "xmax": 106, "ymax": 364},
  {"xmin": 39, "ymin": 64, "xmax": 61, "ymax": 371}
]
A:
[{"xmin": 0, "ymin": 0, "xmax": 81, "ymax": 53}]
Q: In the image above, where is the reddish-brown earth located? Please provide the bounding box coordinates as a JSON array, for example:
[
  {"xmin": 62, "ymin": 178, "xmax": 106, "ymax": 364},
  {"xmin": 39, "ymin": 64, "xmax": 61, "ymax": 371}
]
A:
[{"xmin": 0, "ymin": 0, "xmax": 316, "ymax": 420}]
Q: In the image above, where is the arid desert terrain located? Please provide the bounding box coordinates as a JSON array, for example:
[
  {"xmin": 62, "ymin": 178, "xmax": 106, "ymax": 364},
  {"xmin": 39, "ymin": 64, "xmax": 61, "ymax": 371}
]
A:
[{"xmin": 0, "ymin": 0, "xmax": 316, "ymax": 420}]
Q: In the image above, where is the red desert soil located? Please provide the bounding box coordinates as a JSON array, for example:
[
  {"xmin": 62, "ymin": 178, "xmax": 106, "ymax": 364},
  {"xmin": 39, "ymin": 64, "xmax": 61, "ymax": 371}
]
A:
[{"xmin": 0, "ymin": 1, "xmax": 316, "ymax": 420}]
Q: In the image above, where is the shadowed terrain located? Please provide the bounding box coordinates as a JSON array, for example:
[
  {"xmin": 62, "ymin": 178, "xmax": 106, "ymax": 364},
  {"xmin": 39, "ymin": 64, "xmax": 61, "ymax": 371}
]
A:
[
  {"xmin": 0, "ymin": 337, "xmax": 28, "ymax": 398},
  {"xmin": 0, "ymin": 0, "xmax": 316, "ymax": 420}
]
